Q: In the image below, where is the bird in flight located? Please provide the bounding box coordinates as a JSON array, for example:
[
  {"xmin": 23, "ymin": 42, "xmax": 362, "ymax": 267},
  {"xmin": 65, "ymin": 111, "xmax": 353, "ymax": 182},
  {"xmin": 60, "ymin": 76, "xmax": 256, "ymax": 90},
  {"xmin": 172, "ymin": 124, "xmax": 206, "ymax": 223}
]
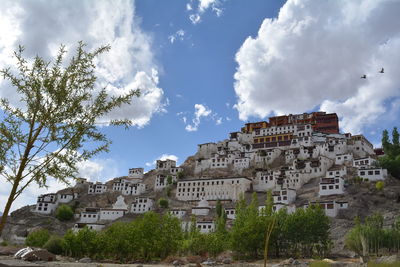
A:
[
  {"xmin": 379, "ymin": 68, "xmax": 384, "ymax": 73},
  {"xmin": 361, "ymin": 74, "xmax": 367, "ymax": 79}
]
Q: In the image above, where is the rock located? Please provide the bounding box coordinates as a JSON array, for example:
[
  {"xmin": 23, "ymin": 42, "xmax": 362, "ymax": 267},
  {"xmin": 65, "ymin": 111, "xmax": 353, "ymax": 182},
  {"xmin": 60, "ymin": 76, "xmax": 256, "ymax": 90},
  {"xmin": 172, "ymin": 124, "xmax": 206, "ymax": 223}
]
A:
[
  {"xmin": 78, "ymin": 257, "xmax": 92, "ymax": 263},
  {"xmin": 279, "ymin": 258, "xmax": 294, "ymax": 265},
  {"xmin": 173, "ymin": 259, "xmax": 185, "ymax": 266},
  {"xmin": 22, "ymin": 249, "xmax": 56, "ymax": 261},
  {"xmin": 136, "ymin": 265, "xmax": 143, "ymax": 267},
  {"xmin": 0, "ymin": 246, "xmax": 21, "ymax": 256},
  {"xmin": 376, "ymin": 254, "xmax": 399, "ymax": 264},
  {"xmin": 292, "ymin": 259, "xmax": 300, "ymax": 265},
  {"xmin": 202, "ymin": 258, "xmax": 216, "ymax": 266},
  {"xmin": 222, "ymin": 258, "xmax": 232, "ymax": 264}
]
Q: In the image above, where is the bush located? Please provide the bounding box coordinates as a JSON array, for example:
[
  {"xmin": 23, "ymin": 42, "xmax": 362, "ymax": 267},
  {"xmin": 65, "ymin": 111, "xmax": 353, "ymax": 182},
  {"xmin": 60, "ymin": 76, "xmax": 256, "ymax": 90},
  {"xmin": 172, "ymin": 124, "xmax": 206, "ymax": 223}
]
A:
[
  {"xmin": 0, "ymin": 240, "xmax": 8, "ymax": 246},
  {"xmin": 25, "ymin": 229, "xmax": 50, "ymax": 247},
  {"xmin": 159, "ymin": 198, "xmax": 169, "ymax": 209},
  {"xmin": 376, "ymin": 181, "xmax": 385, "ymax": 191},
  {"xmin": 43, "ymin": 235, "xmax": 64, "ymax": 255},
  {"xmin": 56, "ymin": 204, "xmax": 74, "ymax": 221}
]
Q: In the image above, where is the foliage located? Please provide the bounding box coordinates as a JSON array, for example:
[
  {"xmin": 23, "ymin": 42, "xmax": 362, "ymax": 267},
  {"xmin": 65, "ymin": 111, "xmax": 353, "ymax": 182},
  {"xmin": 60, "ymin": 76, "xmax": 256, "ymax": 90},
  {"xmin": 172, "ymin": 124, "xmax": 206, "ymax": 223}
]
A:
[
  {"xmin": 167, "ymin": 175, "xmax": 173, "ymax": 185},
  {"xmin": 25, "ymin": 228, "xmax": 50, "ymax": 247},
  {"xmin": 166, "ymin": 185, "xmax": 172, "ymax": 197},
  {"xmin": 345, "ymin": 213, "xmax": 400, "ymax": 257},
  {"xmin": 0, "ymin": 42, "xmax": 140, "ymax": 235},
  {"xmin": 215, "ymin": 199, "xmax": 222, "ymax": 218},
  {"xmin": 177, "ymin": 171, "xmax": 184, "ymax": 180},
  {"xmin": 375, "ymin": 181, "xmax": 385, "ymax": 191},
  {"xmin": 379, "ymin": 127, "xmax": 400, "ymax": 178},
  {"xmin": 62, "ymin": 212, "xmax": 182, "ymax": 262},
  {"xmin": 55, "ymin": 204, "xmax": 74, "ymax": 221},
  {"xmin": 43, "ymin": 235, "xmax": 64, "ymax": 255},
  {"xmin": 158, "ymin": 198, "xmax": 169, "ymax": 209}
]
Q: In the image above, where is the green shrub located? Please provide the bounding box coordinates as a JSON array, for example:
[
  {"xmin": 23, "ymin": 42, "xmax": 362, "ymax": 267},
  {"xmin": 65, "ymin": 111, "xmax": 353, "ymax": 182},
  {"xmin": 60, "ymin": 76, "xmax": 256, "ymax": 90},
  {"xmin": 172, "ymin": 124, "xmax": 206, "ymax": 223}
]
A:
[
  {"xmin": 375, "ymin": 181, "xmax": 385, "ymax": 191},
  {"xmin": 0, "ymin": 240, "xmax": 8, "ymax": 246},
  {"xmin": 25, "ymin": 229, "xmax": 50, "ymax": 247},
  {"xmin": 158, "ymin": 198, "xmax": 169, "ymax": 209},
  {"xmin": 43, "ymin": 235, "xmax": 64, "ymax": 255},
  {"xmin": 310, "ymin": 261, "xmax": 330, "ymax": 267},
  {"xmin": 56, "ymin": 204, "xmax": 74, "ymax": 221}
]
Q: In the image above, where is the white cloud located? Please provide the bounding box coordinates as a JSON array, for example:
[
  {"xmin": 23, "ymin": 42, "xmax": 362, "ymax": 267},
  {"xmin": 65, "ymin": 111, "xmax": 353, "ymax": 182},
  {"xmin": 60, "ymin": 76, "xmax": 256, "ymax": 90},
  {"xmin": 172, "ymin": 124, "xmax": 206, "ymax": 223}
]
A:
[
  {"xmin": 187, "ymin": 0, "xmax": 223, "ymax": 24},
  {"xmin": 216, "ymin": 117, "xmax": 223, "ymax": 125},
  {"xmin": 0, "ymin": 0, "xmax": 164, "ymax": 128},
  {"xmin": 185, "ymin": 104, "xmax": 212, "ymax": 131},
  {"xmin": 234, "ymin": 0, "xmax": 400, "ymax": 133},
  {"xmin": 168, "ymin": 29, "xmax": 186, "ymax": 44},
  {"xmin": 145, "ymin": 154, "xmax": 179, "ymax": 167}
]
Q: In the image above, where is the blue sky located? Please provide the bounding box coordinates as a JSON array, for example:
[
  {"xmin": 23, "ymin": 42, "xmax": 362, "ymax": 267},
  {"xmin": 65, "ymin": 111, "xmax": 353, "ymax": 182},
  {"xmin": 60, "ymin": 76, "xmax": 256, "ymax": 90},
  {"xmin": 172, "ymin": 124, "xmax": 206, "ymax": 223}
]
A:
[{"xmin": 1, "ymin": 0, "xmax": 400, "ymax": 210}]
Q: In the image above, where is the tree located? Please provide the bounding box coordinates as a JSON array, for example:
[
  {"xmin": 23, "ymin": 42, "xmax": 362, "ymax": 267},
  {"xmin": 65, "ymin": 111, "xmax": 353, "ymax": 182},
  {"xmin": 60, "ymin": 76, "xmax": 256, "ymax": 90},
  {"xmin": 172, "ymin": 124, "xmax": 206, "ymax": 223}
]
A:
[
  {"xmin": 215, "ymin": 199, "xmax": 222, "ymax": 218},
  {"xmin": 0, "ymin": 43, "xmax": 139, "ymax": 236},
  {"xmin": 55, "ymin": 204, "xmax": 74, "ymax": 221},
  {"xmin": 158, "ymin": 198, "xmax": 169, "ymax": 209},
  {"xmin": 167, "ymin": 175, "xmax": 173, "ymax": 185},
  {"xmin": 25, "ymin": 228, "xmax": 50, "ymax": 247}
]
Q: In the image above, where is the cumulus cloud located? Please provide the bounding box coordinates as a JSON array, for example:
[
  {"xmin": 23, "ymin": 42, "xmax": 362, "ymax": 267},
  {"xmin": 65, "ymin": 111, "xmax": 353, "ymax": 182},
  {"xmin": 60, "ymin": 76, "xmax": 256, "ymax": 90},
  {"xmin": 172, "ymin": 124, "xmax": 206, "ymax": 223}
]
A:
[
  {"xmin": 187, "ymin": 0, "xmax": 223, "ymax": 24},
  {"xmin": 0, "ymin": 0, "xmax": 164, "ymax": 128},
  {"xmin": 168, "ymin": 29, "xmax": 186, "ymax": 44},
  {"xmin": 234, "ymin": 0, "xmax": 400, "ymax": 133},
  {"xmin": 145, "ymin": 154, "xmax": 179, "ymax": 167},
  {"xmin": 185, "ymin": 104, "xmax": 212, "ymax": 131}
]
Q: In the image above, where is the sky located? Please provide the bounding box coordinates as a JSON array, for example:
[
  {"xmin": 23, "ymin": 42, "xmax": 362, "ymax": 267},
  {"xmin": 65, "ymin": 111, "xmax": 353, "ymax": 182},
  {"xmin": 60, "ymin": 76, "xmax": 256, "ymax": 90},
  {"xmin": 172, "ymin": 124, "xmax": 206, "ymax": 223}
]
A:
[{"xmin": 1, "ymin": 0, "xmax": 400, "ymax": 211}]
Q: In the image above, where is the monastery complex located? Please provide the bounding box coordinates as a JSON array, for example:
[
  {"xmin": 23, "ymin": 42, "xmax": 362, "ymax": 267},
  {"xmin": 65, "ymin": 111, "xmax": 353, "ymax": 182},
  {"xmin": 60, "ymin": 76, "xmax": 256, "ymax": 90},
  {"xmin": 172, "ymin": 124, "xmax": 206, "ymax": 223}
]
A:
[{"xmin": 33, "ymin": 111, "xmax": 387, "ymax": 233}]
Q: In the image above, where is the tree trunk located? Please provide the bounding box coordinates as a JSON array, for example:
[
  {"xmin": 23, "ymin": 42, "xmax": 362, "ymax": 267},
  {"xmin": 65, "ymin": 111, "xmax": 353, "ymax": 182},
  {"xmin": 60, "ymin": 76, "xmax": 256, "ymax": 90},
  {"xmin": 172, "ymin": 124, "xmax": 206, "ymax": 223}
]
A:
[{"xmin": 0, "ymin": 180, "xmax": 19, "ymax": 237}]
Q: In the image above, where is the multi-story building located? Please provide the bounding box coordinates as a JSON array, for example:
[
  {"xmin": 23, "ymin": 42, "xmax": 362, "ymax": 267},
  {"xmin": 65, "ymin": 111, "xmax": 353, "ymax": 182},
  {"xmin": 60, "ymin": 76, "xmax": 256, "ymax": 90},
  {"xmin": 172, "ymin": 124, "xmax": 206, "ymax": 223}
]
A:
[
  {"xmin": 35, "ymin": 193, "xmax": 58, "ymax": 214},
  {"xmin": 88, "ymin": 182, "xmax": 107, "ymax": 194},
  {"xmin": 319, "ymin": 177, "xmax": 345, "ymax": 196},
  {"xmin": 128, "ymin": 168, "xmax": 144, "ymax": 179},
  {"xmin": 156, "ymin": 159, "xmax": 176, "ymax": 170},
  {"xmin": 131, "ymin": 197, "xmax": 154, "ymax": 214},
  {"xmin": 176, "ymin": 177, "xmax": 252, "ymax": 201},
  {"xmin": 358, "ymin": 168, "xmax": 387, "ymax": 181}
]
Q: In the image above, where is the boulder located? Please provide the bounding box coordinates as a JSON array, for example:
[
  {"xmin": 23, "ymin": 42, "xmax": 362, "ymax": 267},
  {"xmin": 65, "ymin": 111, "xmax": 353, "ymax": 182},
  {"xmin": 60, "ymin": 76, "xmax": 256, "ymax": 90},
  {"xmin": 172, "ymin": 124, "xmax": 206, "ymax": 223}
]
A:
[
  {"xmin": 0, "ymin": 246, "xmax": 21, "ymax": 256},
  {"xmin": 78, "ymin": 257, "xmax": 92, "ymax": 263},
  {"xmin": 22, "ymin": 249, "xmax": 56, "ymax": 261},
  {"xmin": 222, "ymin": 258, "xmax": 232, "ymax": 264}
]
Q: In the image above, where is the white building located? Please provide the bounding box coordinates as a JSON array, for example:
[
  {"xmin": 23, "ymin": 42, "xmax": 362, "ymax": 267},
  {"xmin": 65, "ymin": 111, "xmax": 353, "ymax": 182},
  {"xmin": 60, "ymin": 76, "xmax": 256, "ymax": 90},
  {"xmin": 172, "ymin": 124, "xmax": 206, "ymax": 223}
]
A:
[
  {"xmin": 113, "ymin": 178, "xmax": 146, "ymax": 195},
  {"xmin": 79, "ymin": 208, "xmax": 100, "ymax": 223},
  {"xmin": 156, "ymin": 159, "xmax": 176, "ymax": 170},
  {"xmin": 196, "ymin": 220, "xmax": 215, "ymax": 234},
  {"xmin": 35, "ymin": 193, "xmax": 58, "ymax": 214},
  {"xmin": 358, "ymin": 168, "xmax": 388, "ymax": 181},
  {"xmin": 304, "ymin": 201, "xmax": 348, "ymax": 217},
  {"xmin": 353, "ymin": 157, "xmax": 377, "ymax": 168},
  {"xmin": 272, "ymin": 189, "xmax": 296, "ymax": 205},
  {"xmin": 99, "ymin": 209, "xmax": 125, "ymax": 221},
  {"xmin": 233, "ymin": 157, "xmax": 250, "ymax": 171},
  {"xmin": 327, "ymin": 166, "xmax": 347, "ymax": 178},
  {"xmin": 335, "ymin": 153, "xmax": 353, "ymax": 165},
  {"xmin": 57, "ymin": 190, "xmax": 77, "ymax": 204},
  {"xmin": 88, "ymin": 182, "xmax": 107, "ymax": 194},
  {"xmin": 319, "ymin": 177, "xmax": 345, "ymax": 196},
  {"xmin": 253, "ymin": 170, "xmax": 276, "ymax": 192},
  {"xmin": 131, "ymin": 197, "xmax": 154, "ymax": 214},
  {"xmin": 176, "ymin": 177, "xmax": 252, "ymax": 201},
  {"xmin": 192, "ymin": 198, "xmax": 211, "ymax": 216},
  {"xmin": 169, "ymin": 209, "xmax": 187, "ymax": 219},
  {"xmin": 259, "ymin": 203, "xmax": 296, "ymax": 214},
  {"xmin": 128, "ymin": 168, "xmax": 144, "ymax": 179},
  {"xmin": 225, "ymin": 208, "xmax": 236, "ymax": 220}
]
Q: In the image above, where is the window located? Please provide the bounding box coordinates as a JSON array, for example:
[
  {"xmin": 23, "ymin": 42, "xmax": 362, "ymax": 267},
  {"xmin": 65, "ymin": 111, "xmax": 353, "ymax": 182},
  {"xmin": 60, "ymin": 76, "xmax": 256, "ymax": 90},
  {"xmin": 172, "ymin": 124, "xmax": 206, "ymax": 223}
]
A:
[
  {"xmin": 327, "ymin": 204, "xmax": 334, "ymax": 209},
  {"xmin": 375, "ymin": 170, "xmax": 380, "ymax": 175}
]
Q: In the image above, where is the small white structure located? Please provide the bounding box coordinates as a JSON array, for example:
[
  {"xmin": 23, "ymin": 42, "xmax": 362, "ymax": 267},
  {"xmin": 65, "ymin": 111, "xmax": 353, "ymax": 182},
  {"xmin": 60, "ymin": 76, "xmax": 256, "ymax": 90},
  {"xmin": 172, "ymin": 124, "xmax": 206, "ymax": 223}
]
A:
[
  {"xmin": 131, "ymin": 197, "xmax": 154, "ymax": 214},
  {"xmin": 233, "ymin": 157, "xmax": 250, "ymax": 171},
  {"xmin": 176, "ymin": 177, "xmax": 252, "ymax": 201},
  {"xmin": 128, "ymin": 168, "xmax": 144, "ymax": 179},
  {"xmin": 304, "ymin": 201, "xmax": 348, "ymax": 217},
  {"xmin": 259, "ymin": 203, "xmax": 296, "ymax": 214},
  {"xmin": 272, "ymin": 189, "xmax": 296, "ymax": 205},
  {"xmin": 326, "ymin": 166, "xmax": 347, "ymax": 178},
  {"xmin": 88, "ymin": 182, "xmax": 107, "ymax": 194},
  {"xmin": 57, "ymin": 190, "xmax": 77, "ymax": 204},
  {"xmin": 353, "ymin": 156, "xmax": 377, "ymax": 168},
  {"xmin": 225, "ymin": 208, "xmax": 236, "ymax": 220},
  {"xmin": 169, "ymin": 209, "xmax": 187, "ymax": 219},
  {"xmin": 113, "ymin": 178, "xmax": 146, "ymax": 195},
  {"xmin": 319, "ymin": 177, "xmax": 344, "ymax": 196},
  {"xmin": 73, "ymin": 223, "xmax": 105, "ymax": 232},
  {"xmin": 35, "ymin": 193, "xmax": 58, "ymax": 214},
  {"xmin": 79, "ymin": 208, "xmax": 100, "ymax": 223},
  {"xmin": 99, "ymin": 209, "xmax": 125, "ymax": 221},
  {"xmin": 335, "ymin": 153, "xmax": 353, "ymax": 165},
  {"xmin": 253, "ymin": 171, "xmax": 275, "ymax": 192},
  {"xmin": 192, "ymin": 198, "xmax": 211, "ymax": 216},
  {"xmin": 113, "ymin": 195, "xmax": 128, "ymax": 210},
  {"xmin": 358, "ymin": 168, "xmax": 388, "ymax": 181},
  {"xmin": 196, "ymin": 220, "xmax": 215, "ymax": 234}
]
